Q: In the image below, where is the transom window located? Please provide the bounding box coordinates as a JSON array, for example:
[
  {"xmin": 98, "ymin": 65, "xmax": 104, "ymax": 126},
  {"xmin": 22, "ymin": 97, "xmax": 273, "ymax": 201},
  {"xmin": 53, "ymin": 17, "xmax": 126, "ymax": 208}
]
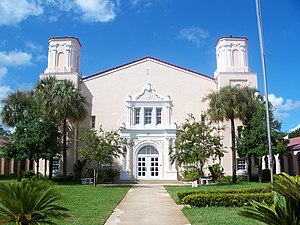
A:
[
  {"xmin": 144, "ymin": 108, "xmax": 152, "ymax": 125},
  {"xmin": 138, "ymin": 146, "xmax": 159, "ymax": 155}
]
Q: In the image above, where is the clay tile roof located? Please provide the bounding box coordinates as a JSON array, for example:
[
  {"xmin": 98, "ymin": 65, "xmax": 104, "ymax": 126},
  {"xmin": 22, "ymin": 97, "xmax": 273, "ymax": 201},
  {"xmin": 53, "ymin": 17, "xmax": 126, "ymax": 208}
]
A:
[{"xmin": 288, "ymin": 136, "xmax": 300, "ymax": 150}]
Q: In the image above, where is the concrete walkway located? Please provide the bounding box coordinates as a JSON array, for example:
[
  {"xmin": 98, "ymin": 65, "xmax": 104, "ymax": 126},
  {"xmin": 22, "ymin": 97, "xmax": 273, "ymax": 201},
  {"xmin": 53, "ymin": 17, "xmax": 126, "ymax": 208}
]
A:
[{"xmin": 105, "ymin": 186, "xmax": 191, "ymax": 225}]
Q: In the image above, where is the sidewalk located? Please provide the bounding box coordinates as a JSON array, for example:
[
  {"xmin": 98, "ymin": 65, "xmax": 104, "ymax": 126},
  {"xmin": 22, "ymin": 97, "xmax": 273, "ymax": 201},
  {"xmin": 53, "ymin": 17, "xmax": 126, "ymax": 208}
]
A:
[{"xmin": 105, "ymin": 186, "xmax": 191, "ymax": 225}]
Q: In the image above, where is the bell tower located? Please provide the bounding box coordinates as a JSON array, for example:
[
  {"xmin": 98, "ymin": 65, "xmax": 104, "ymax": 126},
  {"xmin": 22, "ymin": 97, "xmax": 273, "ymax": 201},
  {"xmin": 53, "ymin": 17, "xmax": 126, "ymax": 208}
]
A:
[
  {"xmin": 214, "ymin": 36, "xmax": 257, "ymax": 90},
  {"xmin": 40, "ymin": 36, "xmax": 82, "ymax": 86}
]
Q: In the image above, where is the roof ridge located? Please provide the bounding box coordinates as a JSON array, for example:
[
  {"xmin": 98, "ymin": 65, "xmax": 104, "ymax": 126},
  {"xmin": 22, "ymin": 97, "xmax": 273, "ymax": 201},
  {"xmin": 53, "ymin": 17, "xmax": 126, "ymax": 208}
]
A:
[{"xmin": 82, "ymin": 56, "xmax": 213, "ymax": 80}]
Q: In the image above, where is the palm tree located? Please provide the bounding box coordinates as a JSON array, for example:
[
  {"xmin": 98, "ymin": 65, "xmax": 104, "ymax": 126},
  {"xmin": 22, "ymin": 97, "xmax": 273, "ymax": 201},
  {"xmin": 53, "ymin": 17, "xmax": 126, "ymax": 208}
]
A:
[
  {"xmin": 0, "ymin": 91, "xmax": 31, "ymax": 127},
  {"xmin": 35, "ymin": 77, "xmax": 87, "ymax": 181},
  {"xmin": 239, "ymin": 173, "xmax": 300, "ymax": 225},
  {"xmin": 0, "ymin": 91, "xmax": 32, "ymax": 181},
  {"xmin": 0, "ymin": 179, "xmax": 69, "ymax": 224},
  {"xmin": 204, "ymin": 86, "xmax": 254, "ymax": 183}
]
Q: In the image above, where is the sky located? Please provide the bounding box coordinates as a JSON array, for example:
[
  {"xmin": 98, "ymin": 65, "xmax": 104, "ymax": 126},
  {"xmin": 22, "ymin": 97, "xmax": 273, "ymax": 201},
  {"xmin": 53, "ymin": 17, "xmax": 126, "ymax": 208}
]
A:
[{"xmin": 0, "ymin": 0, "xmax": 299, "ymax": 132}]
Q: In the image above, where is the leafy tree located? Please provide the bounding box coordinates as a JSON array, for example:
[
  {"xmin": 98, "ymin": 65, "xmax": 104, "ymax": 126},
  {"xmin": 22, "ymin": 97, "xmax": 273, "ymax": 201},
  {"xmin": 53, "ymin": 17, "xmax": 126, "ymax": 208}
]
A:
[
  {"xmin": 0, "ymin": 91, "xmax": 31, "ymax": 127},
  {"xmin": 239, "ymin": 173, "xmax": 300, "ymax": 225},
  {"xmin": 203, "ymin": 86, "xmax": 256, "ymax": 183},
  {"xmin": 0, "ymin": 91, "xmax": 32, "ymax": 180},
  {"xmin": 237, "ymin": 97, "xmax": 287, "ymax": 181},
  {"xmin": 208, "ymin": 163, "xmax": 225, "ymax": 181},
  {"xmin": 288, "ymin": 128, "xmax": 300, "ymax": 138},
  {"xmin": 170, "ymin": 115, "xmax": 224, "ymax": 178},
  {"xmin": 35, "ymin": 77, "xmax": 87, "ymax": 182},
  {"xmin": 77, "ymin": 126, "xmax": 124, "ymax": 186},
  {"xmin": 0, "ymin": 178, "xmax": 69, "ymax": 224}
]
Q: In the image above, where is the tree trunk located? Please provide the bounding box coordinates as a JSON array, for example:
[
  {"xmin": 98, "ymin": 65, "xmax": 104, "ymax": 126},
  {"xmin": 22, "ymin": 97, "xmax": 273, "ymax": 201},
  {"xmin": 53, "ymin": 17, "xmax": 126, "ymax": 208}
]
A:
[
  {"xmin": 230, "ymin": 118, "xmax": 237, "ymax": 183},
  {"xmin": 49, "ymin": 157, "xmax": 53, "ymax": 180},
  {"xmin": 17, "ymin": 160, "xmax": 22, "ymax": 181},
  {"xmin": 44, "ymin": 159, "xmax": 47, "ymax": 177},
  {"xmin": 36, "ymin": 158, "xmax": 39, "ymax": 177},
  {"xmin": 258, "ymin": 156, "xmax": 262, "ymax": 182},
  {"xmin": 247, "ymin": 156, "xmax": 252, "ymax": 182},
  {"xmin": 63, "ymin": 119, "xmax": 67, "ymax": 182}
]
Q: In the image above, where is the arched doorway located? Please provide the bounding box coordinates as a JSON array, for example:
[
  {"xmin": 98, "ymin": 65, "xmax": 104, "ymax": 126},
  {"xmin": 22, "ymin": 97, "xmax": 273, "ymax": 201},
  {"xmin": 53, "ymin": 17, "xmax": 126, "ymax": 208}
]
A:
[{"xmin": 136, "ymin": 146, "xmax": 160, "ymax": 180}]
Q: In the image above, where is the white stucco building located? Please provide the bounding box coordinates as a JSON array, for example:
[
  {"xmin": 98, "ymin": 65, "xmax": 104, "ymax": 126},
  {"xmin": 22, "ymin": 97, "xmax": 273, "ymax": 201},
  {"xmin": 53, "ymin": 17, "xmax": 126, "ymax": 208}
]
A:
[{"xmin": 39, "ymin": 36, "xmax": 258, "ymax": 181}]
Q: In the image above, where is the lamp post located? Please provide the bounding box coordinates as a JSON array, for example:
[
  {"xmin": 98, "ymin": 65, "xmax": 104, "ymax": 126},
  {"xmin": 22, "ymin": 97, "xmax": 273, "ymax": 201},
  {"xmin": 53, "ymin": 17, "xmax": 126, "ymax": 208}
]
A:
[{"xmin": 255, "ymin": 0, "xmax": 274, "ymax": 184}]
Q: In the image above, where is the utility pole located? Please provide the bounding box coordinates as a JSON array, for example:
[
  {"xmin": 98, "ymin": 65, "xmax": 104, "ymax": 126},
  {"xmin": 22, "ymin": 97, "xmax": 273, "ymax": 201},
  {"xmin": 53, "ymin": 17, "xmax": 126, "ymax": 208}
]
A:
[{"xmin": 255, "ymin": 0, "xmax": 274, "ymax": 184}]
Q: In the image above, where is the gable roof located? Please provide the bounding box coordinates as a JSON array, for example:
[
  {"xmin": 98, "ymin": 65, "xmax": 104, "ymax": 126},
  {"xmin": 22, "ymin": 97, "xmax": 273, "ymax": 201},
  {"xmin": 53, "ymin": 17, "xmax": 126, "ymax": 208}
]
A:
[
  {"xmin": 82, "ymin": 56, "xmax": 214, "ymax": 81},
  {"xmin": 288, "ymin": 136, "xmax": 300, "ymax": 150}
]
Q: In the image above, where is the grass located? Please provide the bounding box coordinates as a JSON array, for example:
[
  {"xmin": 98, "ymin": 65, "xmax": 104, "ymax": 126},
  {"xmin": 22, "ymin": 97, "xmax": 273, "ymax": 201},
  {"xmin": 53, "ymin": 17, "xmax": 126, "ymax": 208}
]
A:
[
  {"xmin": 182, "ymin": 207, "xmax": 263, "ymax": 225},
  {"xmin": 165, "ymin": 182, "xmax": 270, "ymax": 225},
  {"xmin": 0, "ymin": 179, "xmax": 129, "ymax": 225}
]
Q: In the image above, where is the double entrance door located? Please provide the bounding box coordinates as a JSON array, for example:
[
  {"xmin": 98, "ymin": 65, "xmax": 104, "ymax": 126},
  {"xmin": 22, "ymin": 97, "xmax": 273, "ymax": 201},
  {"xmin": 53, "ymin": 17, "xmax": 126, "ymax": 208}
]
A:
[{"xmin": 137, "ymin": 156, "xmax": 160, "ymax": 180}]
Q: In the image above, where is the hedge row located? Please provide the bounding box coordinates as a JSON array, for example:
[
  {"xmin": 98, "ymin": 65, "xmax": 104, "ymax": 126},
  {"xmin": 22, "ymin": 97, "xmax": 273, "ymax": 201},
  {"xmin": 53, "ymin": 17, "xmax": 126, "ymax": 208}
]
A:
[
  {"xmin": 177, "ymin": 187, "xmax": 271, "ymax": 202},
  {"xmin": 181, "ymin": 192, "xmax": 273, "ymax": 207}
]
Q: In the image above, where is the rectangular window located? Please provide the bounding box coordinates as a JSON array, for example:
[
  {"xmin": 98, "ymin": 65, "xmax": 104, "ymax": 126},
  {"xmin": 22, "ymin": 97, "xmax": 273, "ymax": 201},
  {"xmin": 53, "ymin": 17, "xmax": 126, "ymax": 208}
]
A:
[
  {"xmin": 156, "ymin": 108, "xmax": 162, "ymax": 125},
  {"xmin": 237, "ymin": 159, "xmax": 246, "ymax": 171},
  {"xmin": 134, "ymin": 108, "xmax": 141, "ymax": 125},
  {"xmin": 201, "ymin": 114, "xmax": 206, "ymax": 123},
  {"xmin": 52, "ymin": 159, "xmax": 60, "ymax": 171},
  {"xmin": 144, "ymin": 108, "xmax": 152, "ymax": 125},
  {"xmin": 91, "ymin": 116, "xmax": 96, "ymax": 129}
]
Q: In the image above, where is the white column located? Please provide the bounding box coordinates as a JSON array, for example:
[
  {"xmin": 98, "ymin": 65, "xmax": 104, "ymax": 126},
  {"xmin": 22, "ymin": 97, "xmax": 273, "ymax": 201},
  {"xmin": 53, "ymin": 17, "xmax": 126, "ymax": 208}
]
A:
[
  {"xmin": 140, "ymin": 107, "xmax": 144, "ymax": 127},
  {"xmin": 120, "ymin": 145, "xmax": 125, "ymax": 171},
  {"xmin": 166, "ymin": 106, "xmax": 171, "ymax": 126},
  {"xmin": 275, "ymin": 155, "xmax": 281, "ymax": 174},
  {"xmin": 71, "ymin": 49, "xmax": 75, "ymax": 70},
  {"xmin": 152, "ymin": 107, "xmax": 156, "ymax": 126},
  {"xmin": 126, "ymin": 145, "xmax": 131, "ymax": 172},
  {"xmin": 126, "ymin": 106, "xmax": 131, "ymax": 128},
  {"xmin": 52, "ymin": 48, "xmax": 57, "ymax": 67},
  {"xmin": 227, "ymin": 48, "xmax": 232, "ymax": 67},
  {"xmin": 65, "ymin": 47, "xmax": 71, "ymax": 69}
]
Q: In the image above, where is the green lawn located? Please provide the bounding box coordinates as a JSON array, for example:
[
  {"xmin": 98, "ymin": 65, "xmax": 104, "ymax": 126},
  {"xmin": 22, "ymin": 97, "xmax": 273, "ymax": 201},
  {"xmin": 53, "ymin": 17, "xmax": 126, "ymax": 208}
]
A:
[
  {"xmin": 55, "ymin": 184, "xmax": 130, "ymax": 225},
  {"xmin": 0, "ymin": 179, "xmax": 129, "ymax": 225},
  {"xmin": 165, "ymin": 182, "xmax": 270, "ymax": 225}
]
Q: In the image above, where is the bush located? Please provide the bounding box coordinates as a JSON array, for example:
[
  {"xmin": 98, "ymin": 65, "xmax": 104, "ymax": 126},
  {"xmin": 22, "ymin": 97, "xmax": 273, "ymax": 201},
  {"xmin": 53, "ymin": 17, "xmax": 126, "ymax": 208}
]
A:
[
  {"xmin": 22, "ymin": 170, "xmax": 36, "ymax": 179},
  {"xmin": 177, "ymin": 187, "xmax": 271, "ymax": 203},
  {"xmin": 182, "ymin": 192, "xmax": 273, "ymax": 207},
  {"xmin": 22, "ymin": 170, "xmax": 44, "ymax": 180},
  {"xmin": 208, "ymin": 163, "xmax": 224, "ymax": 181},
  {"xmin": 182, "ymin": 168, "xmax": 201, "ymax": 182}
]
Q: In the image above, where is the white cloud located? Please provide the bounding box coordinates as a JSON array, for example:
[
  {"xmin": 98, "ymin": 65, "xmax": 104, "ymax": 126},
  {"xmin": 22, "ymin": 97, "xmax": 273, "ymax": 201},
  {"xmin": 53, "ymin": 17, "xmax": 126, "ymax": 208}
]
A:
[
  {"xmin": 0, "ymin": 0, "xmax": 43, "ymax": 26},
  {"xmin": 75, "ymin": 0, "xmax": 118, "ymax": 23},
  {"xmin": 0, "ymin": 50, "xmax": 32, "ymax": 66},
  {"xmin": 25, "ymin": 41, "xmax": 43, "ymax": 53},
  {"xmin": 290, "ymin": 123, "xmax": 300, "ymax": 132},
  {"xmin": 268, "ymin": 93, "xmax": 300, "ymax": 122},
  {"xmin": 178, "ymin": 27, "xmax": 210, "ymax": 47},
  {"xmin": 0, "ymin": 86, "xmax": 12, "ymax": 100},
  {"xmin": 0, "ymin": 67, "xmax": 8, "ymax": 80},
  {"xmin": 269, "ymin": 93, "xmax": 300, "ymax": 111}
]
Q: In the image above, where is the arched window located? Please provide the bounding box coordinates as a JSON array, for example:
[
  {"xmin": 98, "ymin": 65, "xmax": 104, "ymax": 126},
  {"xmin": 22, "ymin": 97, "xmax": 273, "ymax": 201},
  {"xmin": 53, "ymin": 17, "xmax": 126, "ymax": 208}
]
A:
[
  {"xmin": 56, "ymin": 52, "xmax": 64, "ymax": 67},
  {"xmin": 232, "ymin": 50, "xmax": 240, "ymax": 67},
  {"xmin": 138, "ymin": 146, "xmax": 158, "ymax": 155}
]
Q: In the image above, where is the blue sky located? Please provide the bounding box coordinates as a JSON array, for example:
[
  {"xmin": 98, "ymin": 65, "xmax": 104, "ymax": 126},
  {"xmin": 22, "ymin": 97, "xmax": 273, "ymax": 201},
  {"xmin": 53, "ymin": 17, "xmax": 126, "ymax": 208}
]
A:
[{"xmin": 0, "ymin": 0, "xmax": 299, "ymax": 132}]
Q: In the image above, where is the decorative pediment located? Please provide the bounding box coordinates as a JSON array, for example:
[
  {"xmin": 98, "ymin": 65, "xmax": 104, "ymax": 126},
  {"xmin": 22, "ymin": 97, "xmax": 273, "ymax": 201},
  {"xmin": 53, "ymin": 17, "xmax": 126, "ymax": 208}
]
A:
[{"xmin": 134, "ymin": 83, "xmax": 163, "ymax": 101}]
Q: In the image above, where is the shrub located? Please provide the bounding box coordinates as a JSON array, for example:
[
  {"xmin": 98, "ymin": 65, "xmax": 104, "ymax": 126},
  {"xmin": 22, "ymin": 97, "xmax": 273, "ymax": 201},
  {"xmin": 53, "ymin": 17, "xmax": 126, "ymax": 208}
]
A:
[
  {"xmin": 208, "ymin": 163, "xmax": 224, "ymax": 181},
  {"xmin": 22, "ymin": 170, "xmax": 36, "ymax": 179},
  {"xmin": 177, "ymin": 187, "xmax": 271, "ymax": 203},
  {"xmin": 182, "ymin": 192, "xmax": 273, "ymax": 207},
  {"xmin": 182, "ymin": 168, "xmax": 201, "ymax": 182},
  {"xmin": 0, "ymin": 178, "xmax": 69, "ymax": 224},
  {"xmin": 261, "ymin": 169, "xmax": 271, "ymax": 182}
]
